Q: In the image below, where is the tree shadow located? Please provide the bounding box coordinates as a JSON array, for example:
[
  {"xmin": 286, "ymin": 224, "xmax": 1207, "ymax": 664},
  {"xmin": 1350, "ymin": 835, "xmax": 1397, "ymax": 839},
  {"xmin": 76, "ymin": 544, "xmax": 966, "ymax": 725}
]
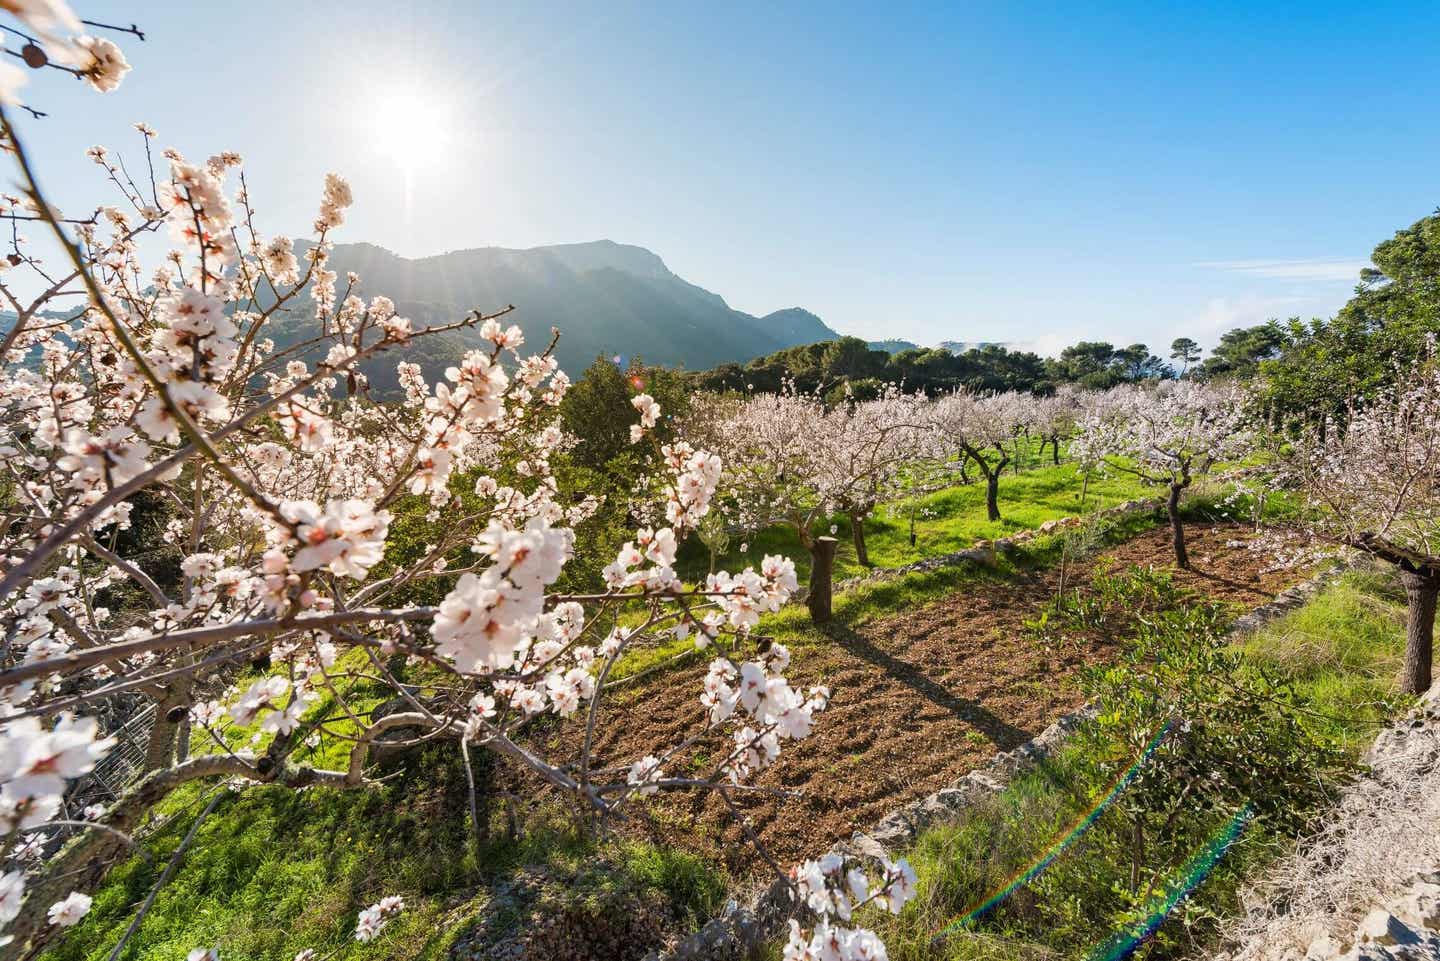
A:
[{"xmin": 822, "ymin": 622, "xmax": 1034, "ymax": 750}]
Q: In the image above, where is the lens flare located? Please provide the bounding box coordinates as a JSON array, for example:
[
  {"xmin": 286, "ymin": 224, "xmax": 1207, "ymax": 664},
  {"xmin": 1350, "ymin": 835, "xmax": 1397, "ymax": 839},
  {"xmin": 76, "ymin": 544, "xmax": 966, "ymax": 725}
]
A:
[
  {"xmin": 931, "ymin": 720, "xmax": 1176, "ymax": 942},
  {"xmin": 1087, "ymin": 803, "xmax": 1255, "ymax": 961}
]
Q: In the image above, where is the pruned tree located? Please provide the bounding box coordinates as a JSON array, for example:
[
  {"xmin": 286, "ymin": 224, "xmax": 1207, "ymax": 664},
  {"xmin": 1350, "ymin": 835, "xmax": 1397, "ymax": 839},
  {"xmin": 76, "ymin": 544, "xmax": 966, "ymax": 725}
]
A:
[
  {"xmin": 1031, "ymin": 384, "xmax": 1083, "ymax": 466},
  {"xmin": 821, "ymin": 387, "xmax": 929, "ymax": 568},
  {"xmin": 1073, "ymin": 382, "xmax": 1250, "ymax": 568},
  {"xmin": 697, "ymin": 384, "xmax": 923, "ymax": 620}
]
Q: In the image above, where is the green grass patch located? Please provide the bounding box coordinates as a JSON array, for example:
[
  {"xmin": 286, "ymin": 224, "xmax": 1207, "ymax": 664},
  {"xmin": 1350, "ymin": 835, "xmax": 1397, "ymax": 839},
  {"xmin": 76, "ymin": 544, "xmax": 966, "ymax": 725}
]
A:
[
  {"xmin": 679, "ymin": 460, "xmax": 1158, "ymax": 584},
  {"xmin": 1237, "ymin": 566, "xmax": 1411, "ymax": 752},
  {"xmin": 44, "ymin": 743, "xmax": 726, "ymax": 961}
]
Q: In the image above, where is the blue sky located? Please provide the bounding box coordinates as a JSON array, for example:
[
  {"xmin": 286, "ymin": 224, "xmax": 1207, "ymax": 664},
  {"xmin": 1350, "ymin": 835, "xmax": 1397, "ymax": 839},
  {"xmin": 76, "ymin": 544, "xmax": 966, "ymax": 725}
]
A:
[{"xmin": 16, "ymin": 1, "xmax": 1440, "ymax": 355}]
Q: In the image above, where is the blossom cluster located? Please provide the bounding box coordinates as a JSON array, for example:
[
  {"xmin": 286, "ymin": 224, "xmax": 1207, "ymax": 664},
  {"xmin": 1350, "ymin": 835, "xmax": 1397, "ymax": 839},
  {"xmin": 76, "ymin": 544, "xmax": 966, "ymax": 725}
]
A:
[
  {"xmin": 354, "ymin": 895, "xmax": 405, "ymax": 942},
  {"xmin": 1070, "ymin": 380, "xmax": 1252, "ymax": 483},
  {"xmin": 782, "ymin": 854, "xmax": 919, "ymax": 961},
  {"xmin": 0, "ymin": 1, "xmax": 130, "ymax": 105}
]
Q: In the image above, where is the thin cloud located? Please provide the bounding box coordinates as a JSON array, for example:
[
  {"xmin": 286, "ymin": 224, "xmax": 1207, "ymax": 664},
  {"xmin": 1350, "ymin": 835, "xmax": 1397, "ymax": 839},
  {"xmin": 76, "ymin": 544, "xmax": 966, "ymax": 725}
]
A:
[
  {"xmin": 1190, "ymin": 295, "xmax": 1311, "ymax": 335},
  {"xmin": 1193, "ymin": 258, "xmax": 1369, "ymax": 282}
]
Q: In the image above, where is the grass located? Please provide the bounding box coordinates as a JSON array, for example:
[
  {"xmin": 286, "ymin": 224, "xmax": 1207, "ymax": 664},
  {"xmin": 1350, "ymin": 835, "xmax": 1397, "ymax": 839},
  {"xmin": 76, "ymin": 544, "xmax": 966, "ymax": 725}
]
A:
[
  {"xmin": 678, "ymin": 459, "xmax": 1158, "ymax": 584},
  {"xmin": 1236, "ymin": 566, "xmax": 1411, "ymax": 752},
  {"xmin": 852, "ymin": 566, "xmax": 1412, "ymax": 961},
  {"xmin": 44, "ymin": 742, "xmax": 726, "ymax": 961},
  {"xmin": 47, "ymin": 646, "xmax": 726, "ymax": 961}
]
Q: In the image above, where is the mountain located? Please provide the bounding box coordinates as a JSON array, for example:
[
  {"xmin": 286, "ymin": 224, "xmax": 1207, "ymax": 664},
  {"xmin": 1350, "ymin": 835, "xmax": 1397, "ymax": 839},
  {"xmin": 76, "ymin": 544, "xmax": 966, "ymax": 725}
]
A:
[
  {"xmin": 939, "ymin": 340, "xmax": 1011, "ymax": 353},
  {"xmin": 868, "ymin": 338, "xmax": 921, "ymax": 354},
  {"xmin": 283, "ymin": 240, "xmax": 839, "ymax": 388}
]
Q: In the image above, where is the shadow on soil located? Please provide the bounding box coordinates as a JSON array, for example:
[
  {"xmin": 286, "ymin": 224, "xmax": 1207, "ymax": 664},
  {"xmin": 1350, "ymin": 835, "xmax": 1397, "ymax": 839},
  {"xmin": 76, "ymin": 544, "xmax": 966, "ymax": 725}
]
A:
[{"xmin": 821, "ymin": 622, "xmax": 1034, "ymax": 750}]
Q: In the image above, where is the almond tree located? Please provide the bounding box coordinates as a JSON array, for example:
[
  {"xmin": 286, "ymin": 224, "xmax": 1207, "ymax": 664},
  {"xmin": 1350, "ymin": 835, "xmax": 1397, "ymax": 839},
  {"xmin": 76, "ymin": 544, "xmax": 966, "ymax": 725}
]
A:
[
  {"xmin": 928, "ymin": 389, "xmax": 1035, "ymax": 522},
  {"xmin": 699, "ymin": 385, "xmax": 923, "ymax": 621},
  {"xmin": 822, "ymin": 387, "xmax": 929, "ymax": 568},
  {"xmin": 1072, "ymin": 381, "xmax": 1250, "ymax": 568},
  {"xmin": 1286, "ymin": 365, "xmax": 1440, "ymax": 694},
  {"xmin": 0, "ymin": 7, "xmax": 915, "ymax": 955},
  {"xmin": 1032, "ymin": 384, "xmax": 1083, "ymax": 466}
]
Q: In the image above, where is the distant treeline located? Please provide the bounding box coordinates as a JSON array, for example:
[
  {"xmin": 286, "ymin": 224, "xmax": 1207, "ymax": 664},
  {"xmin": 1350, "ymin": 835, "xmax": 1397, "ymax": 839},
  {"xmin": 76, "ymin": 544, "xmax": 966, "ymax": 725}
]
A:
[
  {"xmin": 685, "ymin": 329, "xmax": 1281, "ymax": 398},
  {"xmin": 678, "ymin": 206, "xmax": 1440, "ymax": 432}
]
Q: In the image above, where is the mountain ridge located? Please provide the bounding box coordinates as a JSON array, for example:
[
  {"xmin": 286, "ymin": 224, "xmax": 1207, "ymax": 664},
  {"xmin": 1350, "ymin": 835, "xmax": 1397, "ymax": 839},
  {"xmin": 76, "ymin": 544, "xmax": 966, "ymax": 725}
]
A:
[{"xmin": 289, "ymin": 239, "xmax": 839, "ymax": 383}]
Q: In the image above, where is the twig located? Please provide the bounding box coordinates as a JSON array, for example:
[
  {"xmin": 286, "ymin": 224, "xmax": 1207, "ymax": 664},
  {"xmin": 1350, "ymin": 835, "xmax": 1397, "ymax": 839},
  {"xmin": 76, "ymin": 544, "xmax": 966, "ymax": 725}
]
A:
[
  {"xmin": 460, "ymin": 737, "xmax": 485, "ymax": 854},
  {"xmin": 106, "ymin": 789, "xmax": 226, "ymax": 961}
]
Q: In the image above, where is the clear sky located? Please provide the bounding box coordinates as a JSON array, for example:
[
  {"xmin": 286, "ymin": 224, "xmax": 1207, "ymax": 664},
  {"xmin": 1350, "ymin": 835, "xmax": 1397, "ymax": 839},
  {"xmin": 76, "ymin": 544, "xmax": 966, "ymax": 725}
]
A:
[{"xmin": 16, "ymin": 1, "xmax": 1440, "ymax": 355}]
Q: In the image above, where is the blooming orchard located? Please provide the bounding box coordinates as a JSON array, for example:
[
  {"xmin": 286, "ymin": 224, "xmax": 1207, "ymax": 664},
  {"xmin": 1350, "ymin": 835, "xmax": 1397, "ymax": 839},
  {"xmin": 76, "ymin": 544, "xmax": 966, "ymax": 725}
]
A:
[
  {"xmin": 927, "ymin": 389, "xmax": 1036, "ymax": 522},
  {"xmin": 1072, "ymin": 380, "xmax": 1252, "ymax": 568},
  {"xmin": 0, "ymin": 5, "xmax": 913, "ymax": 956},
  {"xmin": 691, "ymin": 384, "xmax": 926, "ymax": 619}
]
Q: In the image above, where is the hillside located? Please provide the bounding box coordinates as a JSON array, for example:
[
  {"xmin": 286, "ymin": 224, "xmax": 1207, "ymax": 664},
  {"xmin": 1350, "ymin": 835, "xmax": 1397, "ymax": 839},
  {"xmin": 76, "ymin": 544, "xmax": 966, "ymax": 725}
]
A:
[{"xmin": 280, "ymin": 240, "xmax": 837, "ymax": 387}]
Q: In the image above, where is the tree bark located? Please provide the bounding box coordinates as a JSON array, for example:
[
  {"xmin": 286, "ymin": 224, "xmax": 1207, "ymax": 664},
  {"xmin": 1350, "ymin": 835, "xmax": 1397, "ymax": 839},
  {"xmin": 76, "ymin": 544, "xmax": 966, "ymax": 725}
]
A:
[
  {"xmin": 850, "ymin": 511, "xmax": 870, "ymax": 567},
  {"xmin": 1050, "ymin": 435, "xmax": 1060, "ymax": 465},
  {"xmin": 985, "ymin": 473, "xmax": 1001, "ymax": 522},
  {"xmin": 143, "ymin": 684, "xmax": 190, "ymax": 772},
  {"xmin": 175, "ymin": 715, "xmax": 191, "ymax": 764},
  {"xmin": 1399, "ymin": 568, "xmax": 1438, "ymax": 695},
  {"xmin": 807, "ymin": 536, "xmax": 838, "ymax": 624},
  {"xmin": 1167, "ymin": 480, "xmax": 1189, "ymax": 570}
]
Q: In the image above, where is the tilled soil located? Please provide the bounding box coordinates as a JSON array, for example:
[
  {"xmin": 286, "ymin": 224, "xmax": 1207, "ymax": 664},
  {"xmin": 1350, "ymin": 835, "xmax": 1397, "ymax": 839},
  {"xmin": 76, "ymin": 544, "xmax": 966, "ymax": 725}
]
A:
[{"xmin": 542, "ymin": 523, "xmax": 1304, "ymax": 876}]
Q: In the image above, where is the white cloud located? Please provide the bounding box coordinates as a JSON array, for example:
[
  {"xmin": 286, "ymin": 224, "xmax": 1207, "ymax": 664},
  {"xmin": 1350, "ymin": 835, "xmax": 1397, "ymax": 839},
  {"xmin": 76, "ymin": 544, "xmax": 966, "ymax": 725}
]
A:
[
  {"xmin": 1012, "ymin": 331, "xmax": 1078, "ymax": 358},
  {"xmin": 1186, "ymin": 294, "xmax": 1313, "ymax": 340},
  {"xmin": 1192, "ymin": 258, "xmax": 1369, "ymax": 282}
]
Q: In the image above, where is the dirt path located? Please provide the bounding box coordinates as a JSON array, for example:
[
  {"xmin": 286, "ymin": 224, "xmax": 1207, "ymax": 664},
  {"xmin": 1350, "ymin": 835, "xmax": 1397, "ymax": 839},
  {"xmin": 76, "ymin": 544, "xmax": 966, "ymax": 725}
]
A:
[{"xmin": 552, "ymin": 523, "xmax": 1303, "ymax": 875}]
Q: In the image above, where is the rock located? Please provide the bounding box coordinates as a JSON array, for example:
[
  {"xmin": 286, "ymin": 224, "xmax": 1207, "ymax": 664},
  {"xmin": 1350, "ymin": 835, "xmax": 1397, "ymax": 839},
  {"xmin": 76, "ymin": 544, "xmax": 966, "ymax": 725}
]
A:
[
  {"xmin": 1306, "ymin": 933, "xmax": 1343, "ymax": 960},
  {"xmin": 1356, "ymin": 910, "xmax": 1419, "ymax": 947}
]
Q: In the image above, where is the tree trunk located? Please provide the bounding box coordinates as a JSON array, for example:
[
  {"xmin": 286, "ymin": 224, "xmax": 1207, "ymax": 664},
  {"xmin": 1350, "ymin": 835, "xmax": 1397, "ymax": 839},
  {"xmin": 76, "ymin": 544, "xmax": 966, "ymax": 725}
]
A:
[
  {"xmin": 1167, "ymin": 481, "xmax": 1188, "ymax": 570},
  {"xmin": 1399, "ymin": 568, "xmax": 1438, "ymax": 695},
  {"xmin": 144, "ymin": 687, "xmax": 189, "ymax": 772},
  {"xmin": 985, "ymin": 474, "xmax": 1000, "ymax": 521},
  {"xmin": 850, "ymin": 511, "xmax": 870, "ymax": 567},
  {"xmin": 807, "ymin": 536, "xmax": 838, "ymax": 624},
  {"xmin": 1050, "ymin": 435, "xmax": 1060, "ymax": 465}
]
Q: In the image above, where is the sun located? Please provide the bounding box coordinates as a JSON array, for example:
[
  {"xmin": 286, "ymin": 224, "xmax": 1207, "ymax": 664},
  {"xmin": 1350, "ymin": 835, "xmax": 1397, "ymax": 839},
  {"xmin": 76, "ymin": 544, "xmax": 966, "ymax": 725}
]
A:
[{"xmin": 372, "ymin": 88, "xmax": 450, "ymax": 173}]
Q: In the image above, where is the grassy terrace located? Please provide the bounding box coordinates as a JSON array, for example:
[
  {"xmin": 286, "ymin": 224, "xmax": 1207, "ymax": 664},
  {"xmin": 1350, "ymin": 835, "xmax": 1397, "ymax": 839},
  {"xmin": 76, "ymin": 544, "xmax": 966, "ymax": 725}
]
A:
[
  {"xmin": 620, "ymin": 456, "xmax": 1167, "ymax": 684},
  {"xmin": 681, "ymin": 455, "xmax": 1156, "ymax": 584}
]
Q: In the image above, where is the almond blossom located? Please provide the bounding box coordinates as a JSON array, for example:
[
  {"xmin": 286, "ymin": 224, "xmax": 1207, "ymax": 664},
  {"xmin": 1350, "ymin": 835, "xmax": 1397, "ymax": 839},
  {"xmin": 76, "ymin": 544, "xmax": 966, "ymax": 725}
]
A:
[{"xmin": 0, "ymin": 12, "xmax": 877, "ymax": 957}]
